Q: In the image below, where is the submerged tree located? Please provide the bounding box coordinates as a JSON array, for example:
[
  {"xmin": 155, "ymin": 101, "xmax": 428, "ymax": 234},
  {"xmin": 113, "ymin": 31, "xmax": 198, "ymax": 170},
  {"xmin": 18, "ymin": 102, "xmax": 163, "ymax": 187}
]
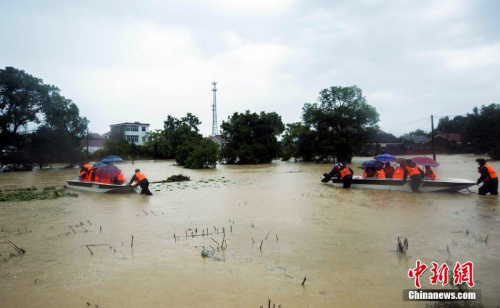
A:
[
  {"xmin": 220, "ymin": 111, "xmax": 284, "ymax": 164},
  {"xmin": 301, "ymin": 85, "xmax": 379, "ymax": 162},
  {"xmin": 143, "ymin": 113, "xmax": 219, "ymax": 168}
]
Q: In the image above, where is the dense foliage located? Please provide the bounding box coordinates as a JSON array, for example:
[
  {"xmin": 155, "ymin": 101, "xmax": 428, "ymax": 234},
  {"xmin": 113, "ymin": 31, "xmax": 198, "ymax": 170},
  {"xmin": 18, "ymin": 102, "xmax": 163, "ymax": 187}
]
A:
[
  {"xmin": 437, "ymin": 104, "xmax": 500, "ymax": 159},
  {"xmin": 283, "ymin": 85, "xmax": 379, "ymax": 162},
  {"xmin": 0, "ymin": 67, "xmax": 88, "ymax": 170},
  {"xmin": 220, "ymin": 111, "xmax": 285, "ymax": 164},
  {"xmin": 142, "ymin": 113, "xmax": 219, "ymax": 168}
]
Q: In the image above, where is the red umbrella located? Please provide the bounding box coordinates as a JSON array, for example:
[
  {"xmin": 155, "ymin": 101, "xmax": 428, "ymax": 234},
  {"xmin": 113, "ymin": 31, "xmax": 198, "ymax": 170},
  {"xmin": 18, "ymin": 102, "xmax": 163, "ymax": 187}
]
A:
[
  {"xmin": 411, "ymin": 157, "xmax": 439, "ymax": 167},
  {"xmin": 94, "ymin": 164, "xmax": 121, "ymax": 179}
]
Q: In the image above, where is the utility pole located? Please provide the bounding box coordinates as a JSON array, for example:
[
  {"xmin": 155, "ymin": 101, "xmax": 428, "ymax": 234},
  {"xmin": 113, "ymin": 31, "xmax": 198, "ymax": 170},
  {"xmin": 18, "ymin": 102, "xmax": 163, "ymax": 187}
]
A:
[
  {"xmin": 431, "ymin": 115, "xmax": 436, "ymax": 161},
  {"xmin": 211, "ymin": 81, "xmax": 218, "ymax": 136}
]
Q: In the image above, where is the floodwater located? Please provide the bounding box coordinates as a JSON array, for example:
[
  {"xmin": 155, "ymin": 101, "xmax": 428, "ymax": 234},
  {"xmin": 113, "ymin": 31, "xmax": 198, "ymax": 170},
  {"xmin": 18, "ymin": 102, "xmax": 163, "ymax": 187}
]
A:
[{"xmin": 0, "ymin": 155, "xmax": 499, "ymax": 308}]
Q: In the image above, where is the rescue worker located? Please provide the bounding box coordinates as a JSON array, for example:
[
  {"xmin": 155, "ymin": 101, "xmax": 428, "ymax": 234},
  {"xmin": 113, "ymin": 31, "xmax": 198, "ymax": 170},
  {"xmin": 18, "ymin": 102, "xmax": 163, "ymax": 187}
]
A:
[
  {"xmin": 363, "ymin": 167, "xmax": 377, "ymax": 178},
  {"xmin": 79, "ymin": 163, "xmax": 92, "ymax": 182},
  {"xmin": 129, "ymin": 169, "xmax": 153, "ymax": 195},
  {"xmin": 393, "ymin": 165, "xmax": 404, "ymax": 179},
  {"xmin": 376, "ymin": 168, "xmax": 386, "ymax": 179},
  {"xmin": 383, "ymin": 162, "xmax": 395, "ymax": 178},
  {"xmin": 323, "ymin": 163, "xmax": 354, "ymax": 189},
  {"xmin": 403, "ymin": 160, "xmax": 424, "ymax": 192},
  {"xmin": 424, "ymin": 165, "xmax": 436, "ymax": 180},
  {"xmin": 476, "ymin": 159, "xmax": 498, "ymax": 195}
]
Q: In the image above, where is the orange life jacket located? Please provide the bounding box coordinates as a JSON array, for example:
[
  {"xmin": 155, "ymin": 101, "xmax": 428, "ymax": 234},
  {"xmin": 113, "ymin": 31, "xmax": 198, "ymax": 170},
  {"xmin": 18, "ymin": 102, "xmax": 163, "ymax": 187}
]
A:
[
  {"xmin": 135, "ymin": 172, "xmax": 147, "ymax": 182},
  {"xmin": 482, "ymin": 164, "xmax": 498, "ymax": 182},
  {"xmin": 340, "ymin": 167, "xmax": 352, "ymax": 179},
  {"xmin": 405, "ymin": 165, "xmax": 421, "ymax": 177},
  {"xmin": 117, "ymin": 173, "xmax": 124, "ymax": 181},
  {"xmin": 79, "ymin": 171, "xmax": 86, "ymax": 181},
  {"xmin": 376, "ymin": 169, "xmax": 385, "ymax": 179},
  {"xmin": 393, "ymin": 167, "xmax": 404, "ymax": 179},
  {"xmin": 425, "ymin": 168, "xmax": 436, "ymax": 180},
  {"xmin": 82, "ymin": 164, "xmax": 92, "ymax": 171}
]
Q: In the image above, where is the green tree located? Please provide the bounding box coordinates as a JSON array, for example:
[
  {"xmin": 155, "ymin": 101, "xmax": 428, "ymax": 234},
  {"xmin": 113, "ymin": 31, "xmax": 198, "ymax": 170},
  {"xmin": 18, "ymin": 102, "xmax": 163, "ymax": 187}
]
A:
[
  {"xmin": 1, "ymin": 67, "xmax": 88, "ymax": 168},
  {"xmin": 437, "ymin": 116, "xmax": 466, "ymax": 133},
  {"xmin": 461, "ymin": 104, "xmax": 500, "ymax": 155},
  {"xmin": 181, "ymin": 139, "xmax": 219, "ymax": 169},
  {"xmin": 0, "ymin": 67, "xmax": 51, "ymax": 154},
  {"xmin": 220, "ymin": 111, "xmax": 285, "ymax": 164},
  {"xmin": 281, "ymin": 122, "xmax": 316, "ymax": 161},
  {"xmin": 302, "ymin": 85, "xmax": 379, "ymax": 162},
  {"xmin": 143, "ymin": 113, "xmax": 220, "ymax": 168}
]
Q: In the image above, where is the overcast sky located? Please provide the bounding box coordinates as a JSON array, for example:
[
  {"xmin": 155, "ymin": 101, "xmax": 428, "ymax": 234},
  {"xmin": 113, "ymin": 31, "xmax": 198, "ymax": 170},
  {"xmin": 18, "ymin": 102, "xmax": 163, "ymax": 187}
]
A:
[{"xmin": 1, "ymin": 0, "xmax": 499, "ymax": 137}]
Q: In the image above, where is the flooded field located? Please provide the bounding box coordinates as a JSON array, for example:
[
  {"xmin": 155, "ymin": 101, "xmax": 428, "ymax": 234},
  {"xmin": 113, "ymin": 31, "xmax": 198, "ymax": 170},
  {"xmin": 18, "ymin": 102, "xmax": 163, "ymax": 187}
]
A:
[{"xmin": 1, "ymin": 155, "xmax": 499, "ymax": 307}]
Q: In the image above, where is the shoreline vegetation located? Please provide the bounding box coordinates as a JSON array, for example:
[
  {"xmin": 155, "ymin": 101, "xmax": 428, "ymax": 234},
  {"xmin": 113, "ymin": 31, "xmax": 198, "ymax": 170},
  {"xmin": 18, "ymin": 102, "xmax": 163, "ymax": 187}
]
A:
[{"xmin": 1, "ymin": 67, "xmax": 499, "ymax": 173}]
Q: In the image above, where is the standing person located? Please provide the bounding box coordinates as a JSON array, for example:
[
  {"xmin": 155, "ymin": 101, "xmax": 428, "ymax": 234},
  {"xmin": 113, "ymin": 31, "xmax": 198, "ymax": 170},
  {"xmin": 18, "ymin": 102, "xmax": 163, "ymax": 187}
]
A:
[
  {"xmin": 476, "ymin": 159, "xmax": 498, "ymax": 196},
  {"xmin": 403, "ymin": 160, "xmax": 424, "ymax": 192},
  {"xmin": 129, "ymin": 169, "xmax": 153, "ymax": 195},
  {"xmin": 383, "ymin": 162, "xmax": 395, "ymax": 178},
  {"xmin": 424, "ymin": 166, "xmax": 436, "ymax": 180}
]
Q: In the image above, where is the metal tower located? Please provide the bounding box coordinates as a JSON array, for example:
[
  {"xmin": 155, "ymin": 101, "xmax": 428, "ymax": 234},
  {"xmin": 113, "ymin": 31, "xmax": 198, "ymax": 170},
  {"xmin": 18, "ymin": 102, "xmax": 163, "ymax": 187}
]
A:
[{"xmin": 211, "ymin": 81, "xmax": 218, "ymax": 136}]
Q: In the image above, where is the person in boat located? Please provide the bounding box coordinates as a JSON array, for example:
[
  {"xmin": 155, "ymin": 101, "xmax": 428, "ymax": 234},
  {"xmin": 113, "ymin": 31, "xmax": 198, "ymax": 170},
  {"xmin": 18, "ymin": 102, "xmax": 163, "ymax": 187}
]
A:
[
  {"xmin": 114, "ymin": 172, "xmax": 125, "ymax": 185},
  {"xmin": 363, "ymin": 167, "xmax": 377, "ymax": 178},
  {"xmin": 129, "ymin": 169, "xmax": 153, "ymax": 195},
  {"xmin": 476, "ymin": 158, "xmax": 498, "ymax": 196},
  {"xmin": 79, "ymin": 163, "xmax": 92, "ymax": 182},
  {"xmin": 383, "ymin": 162, "xmax": 395, "ymax": 178},
  {"xmin": 424, "ymin": 165, "xmax": 436, "ymax": 180},
  {"xmin": 393, "ymin": 165, "xmax": 404, "ymax": 179},
  {"xmin": 403, "ymin": 160, "xmax": 424, "ymax": 192},
  {"xmin": 376, "ymin": 167, "xmax": 386, "ymax": 179},
  {"xmin": 363, "ymin": 167, "xmax": 385, "ymax": 178}
]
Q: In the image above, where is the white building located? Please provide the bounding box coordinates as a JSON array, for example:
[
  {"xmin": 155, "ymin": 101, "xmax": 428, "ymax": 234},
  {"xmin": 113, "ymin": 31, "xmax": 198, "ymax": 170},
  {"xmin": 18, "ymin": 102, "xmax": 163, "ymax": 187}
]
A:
[{"xmin": 107, "ymin": 122, "xmax": 150, "ymax": 146}]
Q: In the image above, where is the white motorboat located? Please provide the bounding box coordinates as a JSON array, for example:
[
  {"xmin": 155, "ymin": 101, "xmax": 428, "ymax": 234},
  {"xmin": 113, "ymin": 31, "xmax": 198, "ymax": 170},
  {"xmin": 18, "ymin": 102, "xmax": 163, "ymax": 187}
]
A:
[
  {"xmin": 324, "ymin": 176, "xmax": 476, "ymax": 193},
  {"xmin": 66, "ymin": 180, "xmax": 137, "ymax": 193}
]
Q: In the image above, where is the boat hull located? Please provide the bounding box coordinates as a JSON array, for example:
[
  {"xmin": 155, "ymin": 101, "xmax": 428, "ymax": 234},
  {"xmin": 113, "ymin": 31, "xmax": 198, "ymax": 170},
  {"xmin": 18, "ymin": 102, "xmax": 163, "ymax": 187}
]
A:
[
  {"xmin": 328, "ymin": 176, "xmax": 475, "ymax": 193},
  {"xmin": 66, "ymin": 180, "xmax": 137, "ymax": 193}
]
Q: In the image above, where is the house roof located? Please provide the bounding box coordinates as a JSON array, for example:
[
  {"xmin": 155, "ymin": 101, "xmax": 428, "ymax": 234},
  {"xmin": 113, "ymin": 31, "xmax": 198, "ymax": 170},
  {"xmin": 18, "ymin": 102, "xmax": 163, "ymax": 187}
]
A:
[
  {"xmin": 400, "ymin": 134, "xmax": 430, "ymax": 143},
  {"xmin": 110, "ymin": 122, "xmax": 150, "ymax": 126},
  {"xmin": 375, "ymin": 132, "xmax": 400, "ymax": 143},
  {"xmin": 87, "ymin": 132, "xmax": 105, "ymax": 140},
  {"xmin": 436, "ymin": 133, "xmax": 461, "ymax": 142}
]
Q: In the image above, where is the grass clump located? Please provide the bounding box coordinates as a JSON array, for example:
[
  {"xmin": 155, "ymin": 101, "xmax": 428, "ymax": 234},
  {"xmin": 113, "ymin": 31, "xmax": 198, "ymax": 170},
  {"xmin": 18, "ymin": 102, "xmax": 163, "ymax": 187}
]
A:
[{"xmin": 0, "ymin": 188, "xmax": 78, "ymax": 202}]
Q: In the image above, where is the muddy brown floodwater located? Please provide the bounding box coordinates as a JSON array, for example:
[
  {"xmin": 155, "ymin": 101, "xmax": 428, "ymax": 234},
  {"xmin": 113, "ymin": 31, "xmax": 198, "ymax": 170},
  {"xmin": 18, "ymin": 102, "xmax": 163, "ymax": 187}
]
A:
[{"xmin": 0, "ymin": 155, "xmax": 499, "ymax": 307}]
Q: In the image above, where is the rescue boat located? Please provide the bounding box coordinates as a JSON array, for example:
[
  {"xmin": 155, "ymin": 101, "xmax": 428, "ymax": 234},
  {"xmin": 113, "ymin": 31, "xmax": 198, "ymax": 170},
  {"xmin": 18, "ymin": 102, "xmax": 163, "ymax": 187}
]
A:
[
  {"xmin": 66, "ymin": 180, "xmax": 137, "ymax": 193},
  {"xmin": 323, "ymin": 176, "xmax": 476, "ymax": 193}
]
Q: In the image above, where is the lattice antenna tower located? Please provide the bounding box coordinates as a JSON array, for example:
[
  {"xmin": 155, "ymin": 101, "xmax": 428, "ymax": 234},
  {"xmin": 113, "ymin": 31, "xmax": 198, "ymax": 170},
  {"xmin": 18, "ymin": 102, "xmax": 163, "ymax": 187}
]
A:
[{"xmin": 211, "ymin": 81, "xmax": 218, "ymax": 136}]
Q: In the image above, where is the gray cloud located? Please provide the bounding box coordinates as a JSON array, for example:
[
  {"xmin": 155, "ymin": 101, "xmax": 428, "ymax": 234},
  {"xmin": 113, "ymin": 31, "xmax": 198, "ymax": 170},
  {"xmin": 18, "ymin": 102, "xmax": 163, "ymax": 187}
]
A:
[{"xmin": 1, "ymin": 0, "xmax": 498, "ymax": 137}]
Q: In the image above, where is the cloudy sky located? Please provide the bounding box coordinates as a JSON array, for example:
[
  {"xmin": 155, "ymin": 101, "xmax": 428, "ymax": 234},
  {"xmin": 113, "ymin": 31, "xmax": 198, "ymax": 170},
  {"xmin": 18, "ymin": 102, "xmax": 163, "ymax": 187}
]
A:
[{"xmin": 1, "ymin": 0, "xmax": 499, "ymax": 137}]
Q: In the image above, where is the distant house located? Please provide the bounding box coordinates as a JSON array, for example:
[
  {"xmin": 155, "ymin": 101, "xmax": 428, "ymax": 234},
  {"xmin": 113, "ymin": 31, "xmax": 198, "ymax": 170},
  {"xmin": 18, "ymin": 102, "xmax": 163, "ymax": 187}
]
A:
[
  {"xmin": 400, "ymin": 134, "xmax": 430, "ymax": 145},
  {"xmin": 373, "ymin": 130, "xmax": 404, "ymax": 154},
  {"xmin": 82, "ymin": 133, "xmax": 106, "ymax": 154},
  {"xmin": 425, "ymin": 133, "xmax": 466, "ymax": 153},
  {"xmin": 108, "ymin": 122, "xmax": 150, "ymax": 146}
]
